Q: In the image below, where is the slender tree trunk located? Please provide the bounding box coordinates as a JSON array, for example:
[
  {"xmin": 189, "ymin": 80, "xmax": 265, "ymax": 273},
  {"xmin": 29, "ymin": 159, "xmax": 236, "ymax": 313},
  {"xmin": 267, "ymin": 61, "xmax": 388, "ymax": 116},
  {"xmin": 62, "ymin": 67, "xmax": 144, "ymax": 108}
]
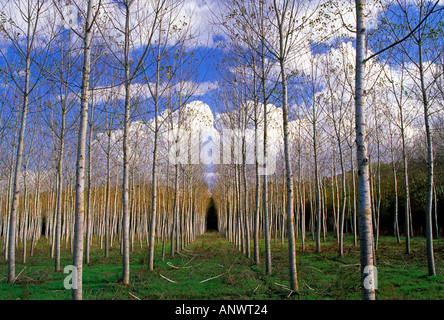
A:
[
  {"xmin": 313, "ymin": 109, "xmax": 321, "ymax": 253},
  {"xmin": 121, "ymin": 2, "xmax": 132, "ymax": 284},
  {"xmin": 355, "ymin": 0, "xmax": 376, "ymax": 300},
  {"xmin": 259, "ymin": 2, "xmax": 272, "ymax": 275},
  {"xmin": 331, "ymin": 158, "xmax": 337, "ymax": 243},
  {"xmin": 72, "ymin": 0, "xmax": 96, "ymax": 300},
  {"xmin": 275, "ymin": 2, "xmax": 298, "ymax": 289},
  {"xmin": 389, "ymin": 122, "xmax": 400, "ymax": 242},
  {"xmin": 400, "ymin": 107, "xmax": 411, "ymax": 254},
  {"xmin": 254, "ymin": 97, "xmax": 260, "ymax": 265},
  {"xmin": 375, "ymin": 121, "xmax": 381, "ymax": 250},
  {"xmin": 85, "ymin": 104, "xmax": 95, "ymax": 264},
  {"xmin": 148, "ymin": 22, "xmax": 163, "ymax": 271},
  {"xmin": 22, "ymin": 169, "xmax": 28, "ymax": 264},
  {"xmin": 8, "ymin": 34, "xmax": 32, "ymax": 284},
  {"xmin": 171, "ymin": 149, "xmax": 179, "ymax": 256},
  {"xmin": 297, "ymin": 107, "xmax": 305, "ymax": 253},
  {"xmin": 242, "ymin": 132, "xmax": 250, "ymax": 259},
  {"xmin": 350, "ymin": 144, "xmax": 358, "ymax": 246},
  {"xmin": 433, "ymin": 186, "xmax": 438, "ymax": 239},
  {"xmin": 418, "ymin": 33, "xmax": 436, "ymax": 276},
  {"xmin": 104, "ymin": 124, "xmax": 112, "ymax": 258},
  {"xmin": 30, "ymin": 158, "xmax": 41, "ymax": 257},
  {"xmin": 55, "ymin": 105, "xmax": 67, "ymax": 271},
  {"xmin": 338, "ymin": 137, "xmax": 347, "ymax": 257}
]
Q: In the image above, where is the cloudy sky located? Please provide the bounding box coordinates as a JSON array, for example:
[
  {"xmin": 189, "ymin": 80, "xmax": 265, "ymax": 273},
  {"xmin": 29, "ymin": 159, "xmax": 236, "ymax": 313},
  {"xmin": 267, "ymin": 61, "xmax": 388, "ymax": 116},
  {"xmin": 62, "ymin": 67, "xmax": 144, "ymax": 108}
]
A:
[
  {"xmin": 1, "ymin": 0, "xmax": 442, "ymax": 161},
  {"xmin": 0, "ymin": 0, "xmax": 442, "ymax": 190}
]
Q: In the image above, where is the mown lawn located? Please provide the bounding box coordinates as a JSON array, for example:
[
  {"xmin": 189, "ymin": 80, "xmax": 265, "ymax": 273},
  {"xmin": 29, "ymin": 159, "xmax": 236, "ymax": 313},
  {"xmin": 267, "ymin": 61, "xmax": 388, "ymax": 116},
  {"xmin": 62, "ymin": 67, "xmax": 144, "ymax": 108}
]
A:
[{"xmin": 0, "ymin": 232, "xmax": 442, "ymax": 300}]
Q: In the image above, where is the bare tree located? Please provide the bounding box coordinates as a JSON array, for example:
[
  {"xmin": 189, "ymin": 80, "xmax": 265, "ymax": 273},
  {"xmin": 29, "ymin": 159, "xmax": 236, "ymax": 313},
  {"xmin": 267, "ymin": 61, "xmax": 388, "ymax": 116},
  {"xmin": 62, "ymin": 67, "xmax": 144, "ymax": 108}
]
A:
[
  {"xmin": 71, "ymin": 0, "xmax": 101, "ymax": 300},
  {"xmin": 268, "ymin": 0, "xmax": 320, "ymax": 292},
  {"xmin": 0, "ymin": 0, "xmax": 53, "ymax": 283},
  {"xmin": 355, "ymin": 0, "xmax": 376, "ymax": 300}
]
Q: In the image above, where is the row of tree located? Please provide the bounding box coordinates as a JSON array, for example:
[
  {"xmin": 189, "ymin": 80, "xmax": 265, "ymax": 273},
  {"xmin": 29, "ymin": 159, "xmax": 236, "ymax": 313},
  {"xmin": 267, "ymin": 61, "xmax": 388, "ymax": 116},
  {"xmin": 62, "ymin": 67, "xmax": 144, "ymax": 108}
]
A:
[
  {"xmin": 209, "ymin": 0, "xmax": 443, "ymax": 300},
  {"xmin": 0, "ymin": 0, "xmax": 215, "ymax": 300},
  {"xmin": 0, "ymin": 0, "xmax": 442, "ymax": 301}
]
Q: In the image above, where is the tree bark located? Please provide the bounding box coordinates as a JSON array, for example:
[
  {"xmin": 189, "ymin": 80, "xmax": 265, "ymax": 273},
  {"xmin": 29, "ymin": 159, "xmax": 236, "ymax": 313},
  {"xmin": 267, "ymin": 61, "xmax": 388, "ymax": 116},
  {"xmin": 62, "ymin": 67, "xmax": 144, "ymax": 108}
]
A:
[
  {"xmin": 275, "ymin": 0, "xmax": 298, "ymax": 290},
  {"xmin": 72, "ymin": 0, "xmax": 96, "ymax": 300},
  {"xmin": 418, "ymin": 32, "xmax": 436, "ymax": 276},
  {"xmin": 355, "ymin": 0, "xmax": 376, "ymax": 300},
  {"xmin": 8, "ymin": 23, "xmax": 33, "ymax": 284}
]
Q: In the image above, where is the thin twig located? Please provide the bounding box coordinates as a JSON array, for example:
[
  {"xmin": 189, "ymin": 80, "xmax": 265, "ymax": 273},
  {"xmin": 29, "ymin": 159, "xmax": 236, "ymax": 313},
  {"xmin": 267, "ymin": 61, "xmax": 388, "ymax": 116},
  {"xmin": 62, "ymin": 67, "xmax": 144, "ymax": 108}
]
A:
[
  {"xmin": 227, "ymin": 256, "xmax": 240, "ymax": 273},
  {"xmin": 273, "ymin": 283, "xmax": 298, "ymax": 298},
  {"xmin": 159, "ymin": 273, "xmax": 177, "ymax": 283},
  {"xmin": 166, "ymin": 262, "xmax": 179, "ymax": 269},
  {"xmin": 128, "ymin": 292, "xmax": 141, "ymax": 300},
  {"xmin": 363, "ymin": 0, "xmax": 442, "ymax": 63},
  {"xmin": 200, "ymin": 273, "xmax": 225, "ymax": 283},
  {"xmin": 301, "ymin": 280, "xmax": 315, "ymax": 291},
  {"xmin": 38, "ymin": 270, "xmax": 52, "ymax": 281},
  {"xmin": 338, "ymin": 263, "xmax": 360, "ymax": 268},
  {"xmin": 307, "ymin": 266, "xmax": 324, "ymax": 273},
  {"xmin": 181, "ymin": 256, "xmax": 195, "ymax": 269},
  {"xmin": 23, "ymin": 276, "xmax": 37, "ymax": 282},
  {"xmin": 175, "ymin": 251, "xmax": 187, "ymax": 257},
  {"xmin": 13, "ymin": 266, "xmax": 27, "ymax": 282},
  {"xmin": 274, "ymin": 282, "xmax": 292, "ymax": 291}
]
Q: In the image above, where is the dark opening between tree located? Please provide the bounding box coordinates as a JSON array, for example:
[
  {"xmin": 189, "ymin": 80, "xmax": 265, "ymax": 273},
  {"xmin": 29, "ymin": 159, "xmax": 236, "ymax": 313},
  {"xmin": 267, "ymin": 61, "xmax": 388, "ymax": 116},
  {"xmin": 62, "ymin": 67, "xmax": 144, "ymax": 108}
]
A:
[{"xmin": 206, "ymin": 198, "xmax": 218, "ymax": 231}]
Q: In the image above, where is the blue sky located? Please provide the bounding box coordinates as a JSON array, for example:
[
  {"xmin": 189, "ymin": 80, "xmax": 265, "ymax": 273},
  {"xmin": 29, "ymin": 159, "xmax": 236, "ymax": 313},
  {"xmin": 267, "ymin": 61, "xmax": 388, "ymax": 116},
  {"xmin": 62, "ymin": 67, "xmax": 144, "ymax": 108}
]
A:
[{"xmin": 1, "ymin": 0, "xmax": 443, "ymax": 127}]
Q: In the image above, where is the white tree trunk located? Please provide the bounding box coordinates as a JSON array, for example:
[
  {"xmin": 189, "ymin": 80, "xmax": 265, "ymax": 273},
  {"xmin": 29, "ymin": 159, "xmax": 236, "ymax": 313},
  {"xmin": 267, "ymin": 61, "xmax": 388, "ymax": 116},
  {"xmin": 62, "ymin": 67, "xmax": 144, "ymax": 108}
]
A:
[
  {"xmin": 121, "ymin": 1, "xmax": 132, "ymax": 285},
  {"xmin": 72, "ymin": 0, "xmax": 96, "ymax": 300},
  {"xmin": 418, "ymin": 34, "xmax": 436, "ymax": 276},
  {"xmin": 8, "ymin": 28, "xmax": 33, "ymax": 283},
  {"xmin": 355, "ymin": 0, "xmax": 376, "ymax": 300},
  {"xmin": 274, "ymin": 0, "xmax": 299, "ymax": 292}
]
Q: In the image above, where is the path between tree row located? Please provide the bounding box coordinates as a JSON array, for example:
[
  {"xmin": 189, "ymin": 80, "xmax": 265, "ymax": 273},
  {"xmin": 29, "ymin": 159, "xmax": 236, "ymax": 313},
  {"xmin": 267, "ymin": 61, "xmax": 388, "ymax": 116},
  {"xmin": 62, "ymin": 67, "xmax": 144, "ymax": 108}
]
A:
[{"xmin": 147, "ymin": 231, "xmax": 293, "ymax": 300}]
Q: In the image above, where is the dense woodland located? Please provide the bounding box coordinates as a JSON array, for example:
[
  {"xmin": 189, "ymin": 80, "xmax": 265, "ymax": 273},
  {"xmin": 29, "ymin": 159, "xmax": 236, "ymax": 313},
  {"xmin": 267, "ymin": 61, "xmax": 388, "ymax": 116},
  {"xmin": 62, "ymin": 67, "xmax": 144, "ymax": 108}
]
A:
[{"xmin": 0, "ymin": 0, "xmax": 443, "ymax": 301}]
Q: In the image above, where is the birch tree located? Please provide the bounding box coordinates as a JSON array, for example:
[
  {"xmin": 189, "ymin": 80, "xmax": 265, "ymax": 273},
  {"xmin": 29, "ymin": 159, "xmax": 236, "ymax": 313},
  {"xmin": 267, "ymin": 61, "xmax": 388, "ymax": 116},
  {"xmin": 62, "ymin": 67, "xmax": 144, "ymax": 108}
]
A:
[
  {"xmin": 71, "ymin": 0, "xmax": 101, "ymax": 300},
  {"xmin": 354, "ymin": 0, "xmax": 376, "ymax": 300},
  {"xmin": 0, "ymin": 0, "xmax": 53, "ymax": 283},
  {"xmin": 269, "ymin": 0, "xmax": 320, "ymax": 292},
  {"xmin": 98, "ymin": 0, "xmax": 168, "ymax": 281}
]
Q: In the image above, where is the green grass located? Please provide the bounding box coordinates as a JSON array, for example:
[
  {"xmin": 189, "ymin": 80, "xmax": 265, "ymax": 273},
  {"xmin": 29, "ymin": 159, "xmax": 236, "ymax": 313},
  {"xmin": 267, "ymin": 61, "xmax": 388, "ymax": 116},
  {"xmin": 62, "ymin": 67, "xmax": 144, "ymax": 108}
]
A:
[{"xmin": 0, "ymin": 232, "xmax": 442, "ymax": 300}]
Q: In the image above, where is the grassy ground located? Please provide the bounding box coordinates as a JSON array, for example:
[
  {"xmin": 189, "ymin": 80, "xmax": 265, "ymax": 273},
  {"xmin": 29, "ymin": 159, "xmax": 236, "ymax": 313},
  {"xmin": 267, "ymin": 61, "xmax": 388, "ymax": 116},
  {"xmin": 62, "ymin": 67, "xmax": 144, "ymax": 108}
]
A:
[{"xmin": 0, "ymin": 232, "xmax": 442, "ymax": 300}]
